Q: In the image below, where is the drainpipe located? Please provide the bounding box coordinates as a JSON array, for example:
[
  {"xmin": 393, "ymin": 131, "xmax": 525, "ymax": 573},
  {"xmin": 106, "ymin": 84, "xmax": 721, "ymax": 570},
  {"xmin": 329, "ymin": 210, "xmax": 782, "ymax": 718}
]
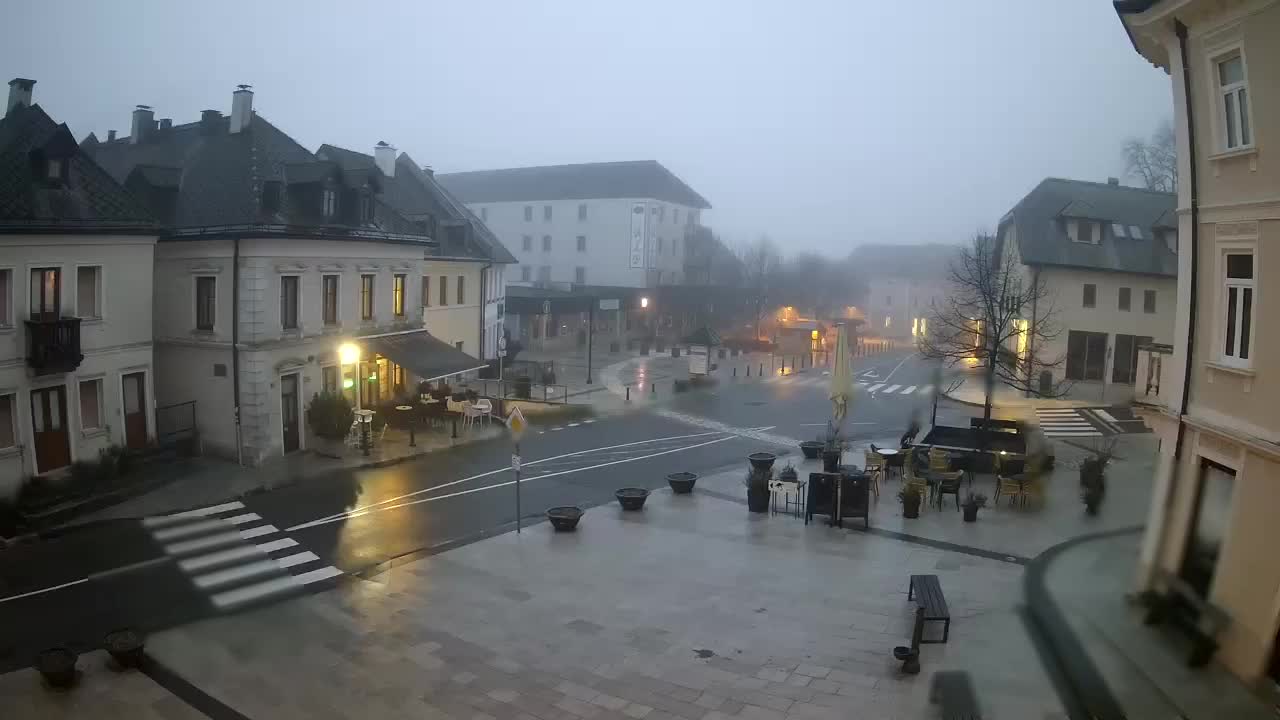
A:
[
  {"xmin": 232, "ymin": 236, "xmax": 243, "ymax": 466},
  {"xmin": 1173, "ymin": 18, "xmax": 1199, "ymax": 454},
  {"xmin": 479, "ymin": 263, "xmax": 492, "ymax": 360}
]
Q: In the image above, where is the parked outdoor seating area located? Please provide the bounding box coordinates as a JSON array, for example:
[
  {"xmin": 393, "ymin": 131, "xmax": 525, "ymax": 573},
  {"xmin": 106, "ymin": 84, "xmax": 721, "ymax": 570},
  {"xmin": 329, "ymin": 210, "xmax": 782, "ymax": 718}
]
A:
[{"xmin": 343, "ymin": 379, "xmax": 499, "ymax": 453}]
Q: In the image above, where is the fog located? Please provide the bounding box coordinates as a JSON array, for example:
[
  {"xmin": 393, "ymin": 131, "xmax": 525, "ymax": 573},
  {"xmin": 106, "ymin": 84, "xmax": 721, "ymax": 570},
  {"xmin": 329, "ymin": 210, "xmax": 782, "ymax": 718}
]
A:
[{"xmin": 4, "ymin": 0, "xmax": 1170, "ymax": 255}]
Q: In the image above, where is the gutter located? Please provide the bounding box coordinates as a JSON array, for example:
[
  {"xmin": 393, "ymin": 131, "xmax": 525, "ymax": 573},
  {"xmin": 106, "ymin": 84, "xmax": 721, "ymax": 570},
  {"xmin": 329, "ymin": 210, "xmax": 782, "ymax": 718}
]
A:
[
  {"xmin": 232, "ymin": 236, "xmax": 243, "ymax": 467},
  {"xmin": 1172, "ymin": 19, "xmax": 1200, "ymax": 467},
  {"xmin": 479, "ymin": 262, "xmax": 492, "ymax": 360}
]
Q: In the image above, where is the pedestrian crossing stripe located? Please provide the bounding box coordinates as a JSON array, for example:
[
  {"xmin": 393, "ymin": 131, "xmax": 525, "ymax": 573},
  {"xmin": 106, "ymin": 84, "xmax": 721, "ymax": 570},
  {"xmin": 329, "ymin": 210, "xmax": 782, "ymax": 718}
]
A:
[
  {"xmin": 143, "ymin": 502, "xmax": 343, "ymax": 612},
  {"xmin": 763, "ymin": 375, "xmax": 935, "ymax": 396},
  {"xmin": 1034, "ymin": 408, "xmax": 1104, "ymax": 438}
]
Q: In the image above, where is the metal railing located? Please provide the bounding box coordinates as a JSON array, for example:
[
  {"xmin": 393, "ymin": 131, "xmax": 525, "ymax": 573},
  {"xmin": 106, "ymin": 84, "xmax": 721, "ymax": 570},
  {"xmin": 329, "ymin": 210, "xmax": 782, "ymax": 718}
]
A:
[{"xmin": 475, "ymin": 379, "xmax": 570, "ymax": 404}]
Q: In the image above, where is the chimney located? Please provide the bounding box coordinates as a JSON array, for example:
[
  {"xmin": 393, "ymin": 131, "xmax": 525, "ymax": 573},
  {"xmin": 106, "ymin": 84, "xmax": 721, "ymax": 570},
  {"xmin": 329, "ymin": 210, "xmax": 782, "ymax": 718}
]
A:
[
  {"xmin": 230, "ymin": 84, "xmax": 253, "ymax": 134},
  {"xmin": 159, "ymin": 118, "xmax": 172, "ymax": 130},
  {"xmin": 130, "ymin": 105, "xmax": 154, "ymax": 144},
  {"xmin": 1107, "ymin": 177, "xmax": 1120, "ymax": 186},
  {"xmin": 6, "ymin": 78, "xmax": 34, "ymax": 116},
  {"xmin": 374, "ymin": 141, "xmax": 396, "ymax": 177},
  {"xmin": 422, "ymin": 164, "xmax": 434, "ymax": 177},
  {"xmin": 200, "ymin": 109, "xmax": 222, "ymax": 136},
  {"xmin": 107, "ymin": 129, "xmax": 117, "ymax": 142}
]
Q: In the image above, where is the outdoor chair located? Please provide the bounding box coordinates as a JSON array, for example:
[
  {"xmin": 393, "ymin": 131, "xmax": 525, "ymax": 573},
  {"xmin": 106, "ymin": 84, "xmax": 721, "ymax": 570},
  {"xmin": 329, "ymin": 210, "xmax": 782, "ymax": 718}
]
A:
[
  {"xmin": 903, "ymin": 450, "xmax": 929, "ymax": 506},
  {"xmin": 932, "ymin": 470, "xmax": 964, "ymax": 510},
  {"xmin": 928, "ymin": 447, "xmax": 952, "ymax": 473},
  {"xmin": 871, "ymin": 443, "xmax": 904, "ymax": 480},
  {"xmin": 473, "ymin": 398, "xmax": 494, "ymax": 426},
  {"xmin": 863, "ymin": 449, "xmax": 884, "ymax": 499},
  {"xmin": 995, "ymin": 474, "xmax": 1028, "ymax": 507}
]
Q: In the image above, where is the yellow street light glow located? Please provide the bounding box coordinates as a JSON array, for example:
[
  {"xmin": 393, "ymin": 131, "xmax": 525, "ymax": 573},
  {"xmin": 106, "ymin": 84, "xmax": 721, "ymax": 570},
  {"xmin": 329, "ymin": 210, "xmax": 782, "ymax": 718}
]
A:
[
  {"xmin": 811, "ymin": 330, "xmax": 819, "ymax": 340},
  {"xmin": 338, "ymin": 342, "xmax": 361, "ymax": 365}
]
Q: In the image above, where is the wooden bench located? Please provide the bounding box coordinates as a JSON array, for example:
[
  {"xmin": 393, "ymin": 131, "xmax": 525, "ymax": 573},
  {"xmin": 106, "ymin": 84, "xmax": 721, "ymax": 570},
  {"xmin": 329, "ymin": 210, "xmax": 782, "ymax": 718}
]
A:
[
  {"xmin": 908, "ymin": 574, "xmax": 951, "ymax": 644},
  {"xmin": 930, "ymin": 671, "xmax": 980, "ymax": 719},
  {"xmin": 1142, "ymin": 569, "xmax": 1229, "ymax": 667}
]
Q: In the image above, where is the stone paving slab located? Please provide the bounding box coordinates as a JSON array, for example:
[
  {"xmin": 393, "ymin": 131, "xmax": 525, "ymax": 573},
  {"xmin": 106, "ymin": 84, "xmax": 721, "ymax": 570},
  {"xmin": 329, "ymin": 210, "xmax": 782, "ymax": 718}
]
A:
[
  {"xmin": 0, "ymin": 650, "xmax": 204, "ymax": 720},
  {"xmin": 129, "ymin": 482, "xmax": 1063, "ymax": 719}
]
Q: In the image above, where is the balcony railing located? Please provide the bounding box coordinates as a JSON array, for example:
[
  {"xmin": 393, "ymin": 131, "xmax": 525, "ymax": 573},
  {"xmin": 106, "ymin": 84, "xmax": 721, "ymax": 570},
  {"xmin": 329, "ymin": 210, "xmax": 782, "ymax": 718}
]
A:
[
  {"xmin": 25, "ymin": 316, "xmax": 83, "ymax": 375},
  {"xmin": 1134, "ymin": 342, "xmax": 1173, "ymax": 410}
]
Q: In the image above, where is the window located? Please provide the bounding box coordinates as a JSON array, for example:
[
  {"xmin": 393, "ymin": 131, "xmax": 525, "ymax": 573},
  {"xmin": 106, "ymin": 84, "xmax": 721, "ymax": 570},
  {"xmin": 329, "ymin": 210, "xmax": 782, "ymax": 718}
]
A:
[
  {"xmin": 1163, "ymin": 229, "xmax": 1177, "ymax": 253},
  {"xmin": 393, "ymin": 274, "xmax": 406, "ymax": 317},
  {"xmin": 1144, "ymin": 289, "xmax": 1157, "ymax": 314},
  {"xmin": 0, "ymin": 394, "xmax": 14, "ymax": 449},
  {"xmin": 1182, "ymin": 460, "xmax": 1235, "ymax": 596},
  {"xmin": 322, "ymin": 189, "xmax": 337, "ymax": 218},
  {"xmin": 480, "ymin": 207, "xmax": 488, "ymax": 222},
  {"xmin": 1112, "ymin": 223, "xmax": 1127, "ymax": 238},
  {"xmin": 1129, "ymin": 226, "xmax": 1143, "ymax": 239},
  {"xmin": 0, "ymin": 269, "xmax": 10, "ymax": 326},
  {"xmin": 1068, "ymin": 220, "xmax": 1099, "ymax": 244},
  {"xmin": 457, "ymin": 275, "xmax": 465, "ymax": 304},
  {"xmin": 47, "ymin": 158, "xmax": 62, "ymax": 180},
  {"xmin": 658, "ymin": 206, "xmax": 665, "ymax": 222},
  {"xmin": 196, "ymin": 276, "xmax": 216, "ymax": 330},
  {"xmin": 280, "ymin": 276, "xmax": 299, "ymax": 330},
  {"xmin": 1216, "ymin": 53, "xmax": 1251, "ymax": 149},
  {"xmin": 322, "ymin": 366, "xmax": 339, "ymax": 394},
  {"xmin": 522, "ymin": 235, "xmax": 532, "ymax": 252},
  {"xmin": 575, "ymin": 267, "xmax": 586, "ymax": 284},
  {"xmin": 576, "ymin": 235, "xmax": 586, "ymax": 252},
  {"xmin": 30, "ymin": 267, "xmax": 60, "ymax": 318},
  {"xmin": 439, "ymin": 275, "xmax": 448, "ymax": 306},
  {"xmin": 542, "ymin": 235, "xmax": 551, "ymax": 252},
  {"xmin": 1082, "ymin": 283, "xmax": 1096, "ymax": 308},
  {"xmin": 1113, "ymin": 334, "xmax": 1153, "ymax": 384},
  {"xmin": 524, "ymin": 206, "xmax": 533, "ymax": 221},
  {"xmin": 521, "ymin": 266, "xmax": 531, "ymax": 282},
  {"xmin": 323, "ymin": 275, "xmax": 338, "ymax": 326},
  {"xmin": 360, "ymin": 194, "xmax": 375, "ymax": 224},
  {"xmin": 421, "ymin": 276, "xmax": 430, "ymax": 308},
  {"xmin": 578, "ymin": 203, "xmax": 587, "ymax": 221},
  {"xmin": 672, "ymin": 238, "xmax": 679, "ymax": 256},
  {"xmin": 79, "ymin": 379, "xmax": 103, "ymax": 430},
  {"xmin": 1222, "ymin": 252, "xmax": 1254, "ymax": 365},
  {"xmin": 543, "ymin": 205, "xmax": 552, "ymax": 222},
  {"xmin": 538, "ymin": 266, "xmax": 551, "ymax": 282},
  {"xmin": 1118, "ymin": 287, "xmax": 1131, "ymax": 312},
  {"xmin": 674, "ymin": 209, "xmax": 680, "ymax": 225},
  {"xmin": 75, "ymin": 266, "xmax": 101, "ymax": 318},
  {"xmin": 1066, "ymin": 330, "xmax": 1108, "ymax": 381},
  {"xmin": 455, "ymin": 341, "xmax": 465, "ymax": 352},
  {"xmin": 360, "ymin": 274, "xmax": 374, "ymax": 320}
]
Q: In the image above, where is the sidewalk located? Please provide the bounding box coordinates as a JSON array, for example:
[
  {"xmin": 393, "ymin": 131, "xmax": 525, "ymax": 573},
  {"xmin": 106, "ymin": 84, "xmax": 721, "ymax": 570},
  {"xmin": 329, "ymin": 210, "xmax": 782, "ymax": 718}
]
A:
[
  {"xmin": 941, "ymin": 374, "xmax": 1098, "ymax": 413},
  {"xmin": 7, "ymin": 461, "xmax": 1066, "ymax": 720}
]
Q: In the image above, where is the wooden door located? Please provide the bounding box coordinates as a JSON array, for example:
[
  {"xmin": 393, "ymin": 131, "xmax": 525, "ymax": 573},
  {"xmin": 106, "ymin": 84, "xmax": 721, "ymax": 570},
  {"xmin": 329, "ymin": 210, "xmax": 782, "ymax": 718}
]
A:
[
  {"xmin": 280, "ymin": 373, "xmax": 300, "ymax": 453},
  {"xmin": 31, "ymin": 385, "xmax": 70, "ymax": 473},
  {"xmin": 122, "ymin": 372, "xmax": 148, "ymax": 450}
]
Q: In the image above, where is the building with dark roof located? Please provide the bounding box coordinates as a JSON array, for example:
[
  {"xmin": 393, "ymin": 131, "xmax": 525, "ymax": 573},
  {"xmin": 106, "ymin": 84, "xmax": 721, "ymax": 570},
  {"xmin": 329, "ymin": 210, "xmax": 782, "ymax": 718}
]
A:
[
  {"xmin": 0, "ymin": 78, "xmax": 160, "ymax": 488},
  {"xmin": 83, "ymin": 86, "xmax": 512, "ymax": 465},
  {"xmin": 996, "ymin": 176, "xmax": 1177, "ymax": 397}
]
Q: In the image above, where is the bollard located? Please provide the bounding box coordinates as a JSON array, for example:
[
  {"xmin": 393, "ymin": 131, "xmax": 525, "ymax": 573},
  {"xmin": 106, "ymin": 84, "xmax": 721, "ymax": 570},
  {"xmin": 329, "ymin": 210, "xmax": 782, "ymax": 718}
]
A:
[
  {"xmin": 626, "ymin": 385, "xmax": 631, "ymax": 402},
  {"xmin": 409, "ymin": 422, "xmax": 416, "ymax": 448},
  {"xmin": 759, "ymin": 363, "xmax": 764, "ymax": 376},
  {"xmin": 781, "ymin": 357, "xmax": 785, "ymax": 374},
  {"xmin": 746, "ymin": 365, "xmax": 751, "ymax": 377},
  {"xmin": 651, "ymin": 382, "xmax": 656, "ymax": 394},
  {"xmin": 733, "ymin": 367, "xmax": 737, "ymax": 377},
  {"xmin": 451, "ymin": 416, "xmax": 458, "ymax": 440}
]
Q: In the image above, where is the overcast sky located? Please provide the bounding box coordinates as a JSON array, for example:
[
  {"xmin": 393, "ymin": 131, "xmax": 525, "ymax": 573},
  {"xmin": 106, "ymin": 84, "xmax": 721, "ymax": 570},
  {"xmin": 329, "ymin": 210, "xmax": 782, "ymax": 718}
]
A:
[{"xmin": 6, "ymin": 1, "xmax": 1170, "ymax": 255}]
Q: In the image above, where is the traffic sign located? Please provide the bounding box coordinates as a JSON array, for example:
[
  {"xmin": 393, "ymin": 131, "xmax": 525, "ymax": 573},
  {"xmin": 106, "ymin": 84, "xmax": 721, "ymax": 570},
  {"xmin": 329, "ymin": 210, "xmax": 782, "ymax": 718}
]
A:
[
  {"xmin": 599, "ymin": 298, "xmax": 620, "ymax": 311},
  {"xmin": 511, "ymin": 454, "xmax": 521, "ymax": 472},
  {"xmin": 506, "ymin": 405, "xmax": 528, "ymax": 438},
  {"xmin": 542, "ymin": 300, "xmax": 551, "ymax": 315},
  {"xmin": 498, "ymin": 336, "xmax": 508, "ymax": 351}
]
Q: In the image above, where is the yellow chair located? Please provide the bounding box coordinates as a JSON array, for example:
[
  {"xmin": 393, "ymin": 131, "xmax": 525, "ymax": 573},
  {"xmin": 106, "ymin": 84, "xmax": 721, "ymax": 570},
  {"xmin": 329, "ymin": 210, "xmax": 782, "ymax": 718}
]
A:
[
  {"xmin": 864, "ymin": 449, "xmax": 884, "ymax": 499},
  {"xmin": 928, "ymin": 447, "xmax": 952, "ymax": 473},
  {"xmin": 995, "ymin": 474, "xmax": 1029, "ymax": 507},
  {"xmin": 903, "ymin": 450, "xmax": 929, "ymax": 507}
]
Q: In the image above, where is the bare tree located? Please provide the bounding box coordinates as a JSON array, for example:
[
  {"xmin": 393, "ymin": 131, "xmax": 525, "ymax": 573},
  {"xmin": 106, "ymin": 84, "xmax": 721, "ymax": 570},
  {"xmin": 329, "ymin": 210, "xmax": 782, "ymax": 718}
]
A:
[
  {"xmin": 918, "ymin": 232, "xmax": 1069, "ymax": 428},
  {"xmin": 1123, "ymin": 120, "xmax": 1177, "ymax": 192},
  {"xmin": 736, "ymin": 235, "xmax": 783, "ymax": 337}
]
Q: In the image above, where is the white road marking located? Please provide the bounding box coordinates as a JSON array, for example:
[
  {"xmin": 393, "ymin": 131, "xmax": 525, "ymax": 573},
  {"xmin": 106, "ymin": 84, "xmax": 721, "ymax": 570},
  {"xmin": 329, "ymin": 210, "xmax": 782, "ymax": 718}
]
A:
[
  {"xmin": 568, "ymin": 422, "xmax": 580, "ymax": 427},
  {"xmin": 551, "ymin": 427, "xmax": 564, "ymax": 432},
  {"xmin": 880, "ymin": 353, "xmax": 915, "ymax": 384},
  {"xmin": 195, "ymin": 560, "xmax": 280, "ymax": 590},
  {"xmin": 884, "ymin": 384, "xmax": 902, "ymax": 394},
  {"xmin": 152, "ymin": 519, "xmax": 230, "ymax": 542},
  {"xmin": 582, "ymin": 419, "xmax": 595, "ymax": 424},
  {"xmin": 274, "ymin": 551, "xmax": 320, "ymax": 569},
  {"xmin": 867, "ymin": 384, "xmax": 885, "ymax": 393},
  {"xmin": 222, "ymin": 513, "xmax": 263, "ymax": 526},
  {"xmin": 919, "ymin": 385, "xmax": 934, "ymax": 395},
  {"xmin": 164, "ymin": 531, "xmax": 243, "ymax": 556},
  {"xmin": 238, "ymin": 525, "xmax": 278, "ymax": 540},
  {"xmin": 287, "ymin": 430, "xmax": 734, "ymax": 531},
  {"xmin": 902, "ymin": 385, "xmax": 917, "ymax": 394},
  {"xmin": 0, "ymin": 578, "xmax": 88, "ymax": 604},
  {"xmin": 256, "ymin": 538, "xmax": 299, "ymax": 553},
  {"xmin": 210, "ymin": 566, "xmax": 343, "ymax": 611},
  {"xmin": 180, "ymin": 545, "xmax": 266, "ymax": 573},
  {"xmin": 142, "ymin": 501, "xmax": 246, "ymax": 528}
]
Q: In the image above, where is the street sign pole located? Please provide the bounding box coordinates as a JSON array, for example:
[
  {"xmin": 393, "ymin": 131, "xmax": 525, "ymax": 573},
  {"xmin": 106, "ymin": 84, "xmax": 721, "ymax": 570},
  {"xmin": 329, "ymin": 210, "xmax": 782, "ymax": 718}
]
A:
[
  {"xmin": 586, "ymin": 301, "xmax": 595, "ymax": 385},
  {"xmin": 506, "ymin": 405, "xmax": 527, "ymax": 534},
  {"xmin": 514, "ymin": 442, "xmax": 522, "ymax": 534}
]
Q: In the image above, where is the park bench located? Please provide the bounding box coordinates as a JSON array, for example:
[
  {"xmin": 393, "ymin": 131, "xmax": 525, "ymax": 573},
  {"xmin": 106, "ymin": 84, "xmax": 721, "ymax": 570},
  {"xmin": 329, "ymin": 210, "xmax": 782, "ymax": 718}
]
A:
[
  {"xmin": 930, "ymin": 671, "xmax": 980, "ymax": 719},
  {"xmin": 908, "ymin": 574, "xmax": 951, "ymax": 643},
  {"xmin": 1142, "ymin": 568, "xmax": 1228, "ymax": 667}
]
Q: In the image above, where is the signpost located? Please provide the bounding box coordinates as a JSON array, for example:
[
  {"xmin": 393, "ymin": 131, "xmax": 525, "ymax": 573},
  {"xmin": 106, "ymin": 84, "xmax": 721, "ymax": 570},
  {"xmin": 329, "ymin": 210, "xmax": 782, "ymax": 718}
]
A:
[{"xmin": 506, "ymin": 405, "xmax": 528, "ymax": 532}]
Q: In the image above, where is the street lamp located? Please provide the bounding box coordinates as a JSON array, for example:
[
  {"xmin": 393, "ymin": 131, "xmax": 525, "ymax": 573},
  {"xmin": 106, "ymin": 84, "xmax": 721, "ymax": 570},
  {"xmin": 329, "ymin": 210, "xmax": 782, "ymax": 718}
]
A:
[{"xmin": 640, "ymin": 296, "xmax": 649, "ymax": 309}]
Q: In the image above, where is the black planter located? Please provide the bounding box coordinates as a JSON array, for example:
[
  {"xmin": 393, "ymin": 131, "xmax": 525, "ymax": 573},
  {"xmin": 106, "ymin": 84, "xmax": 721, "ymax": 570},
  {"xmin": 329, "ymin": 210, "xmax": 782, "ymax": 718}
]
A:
[
  {"xmin": 615, "ymin": 487, "xmax": 650, "ymax": 511},
  {"xmin": 799, "ymin": 441, "xmax": 823, "ymax": 460},
  {"xmin": 667, "ymin": 472, "xmax": 697, "ymax": 494},
  {"xmin": 822, "ymin": 449, "xmax": 842, "ymax": 473},
  {"xmin": 547, "ymin": 506, "xmax": 583, "ymax": 531},
  {"xmin": 902, "ymin": 498, "xmax": 921, "ymax": 519},
  {"xmin": 892, "ymin": 646, "xmax": 920, "ymax": 675},
  {"xmin": 746, "ymin": 487, "xmax": 770, "ymax": 513},
  {"xmin": 748, "ymin": 452, "xmax": 777, "ymax": 472},
  {"xmin": 105, "ymin": 629, "xmax": 144, "ymax": 669},
  {"xmin": 671, "ymin": 347, "xmax": 681, "ymax": 357},
  {"xmin": 514, "ymin": 376, "xmax": 532, "ymax": 400},
  {"xmin": 962, "ymin": 507, "xmax": 978, "ymax": 522},
  {"xmin": 36, "ymin": 648, "xmax": 78, "ymax": 689},
  {"xmin": 610, "ymin": 341, "xmax": 621, "ymax": 353}
]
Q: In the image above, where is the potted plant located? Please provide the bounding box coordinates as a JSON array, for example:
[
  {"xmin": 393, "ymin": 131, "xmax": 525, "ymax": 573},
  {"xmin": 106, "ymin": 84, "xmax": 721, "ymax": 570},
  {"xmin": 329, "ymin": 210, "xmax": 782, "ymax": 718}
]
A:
[
  {"xmin": 744, "ymin": 468, "xmax": 771, "ymax": 513},
  {"xmin": 779, "ymin": 463, "xmax": 798, "ymax": 483},
  {"xmin": 36, "ymin": 647, "xmax": 78, "ymax": 688},
  {"xmin": 667, "ymin": 472, "xmax": 697, "ymax": 494},
  {"xmin": 747, "ymin": 451, "xmax": 777, "ymax": 472},
  {"xmin": 799, "ymin": 438, "xmax": 824, "ymax": 460},
  {"xmin": 899, "ymin": 485, "xmax": 923, "ymax": 519},
  {"xmin": 546, "ymin": 506, "xmax": 583, "ymax": 531},
  {"xmin": 1080, "ymin": 457, "xmax": 1106, "ymax": 516},
  {"xmin": 615, "ymin": 487, "xmax": 650, "ymax": 511},
  {"xmin": 961, "ymin": 492, "xmax": 987, "ymax": 522},
  {"xmin": 307, "ymin": 392, "xmax": 354, "ymax": 449},
  {"xmin": 105, "ymin": 628, "xmax": 144, "ymax": 669}
]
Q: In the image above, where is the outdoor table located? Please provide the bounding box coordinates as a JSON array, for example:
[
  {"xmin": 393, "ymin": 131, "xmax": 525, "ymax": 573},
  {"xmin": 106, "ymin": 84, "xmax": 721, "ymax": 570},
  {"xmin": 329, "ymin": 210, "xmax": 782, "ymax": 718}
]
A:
[
  {"xmin": 877, "ymin": 447, "xmax": 901, "ymax": 480},
  {"xmin": 396, "ymin": 405, "xmax": 416, "ymax": 447},
  {"xmin": 769, "ymin": 478, "xmax": 807, "ymax": 519}
]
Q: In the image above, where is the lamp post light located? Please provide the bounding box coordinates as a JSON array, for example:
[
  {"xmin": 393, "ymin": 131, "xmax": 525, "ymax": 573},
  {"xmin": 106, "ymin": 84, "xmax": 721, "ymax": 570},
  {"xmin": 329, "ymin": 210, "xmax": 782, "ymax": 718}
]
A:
[{"xmin": 338, "ymin": 342, "xmax": 361, "ymax": 409}]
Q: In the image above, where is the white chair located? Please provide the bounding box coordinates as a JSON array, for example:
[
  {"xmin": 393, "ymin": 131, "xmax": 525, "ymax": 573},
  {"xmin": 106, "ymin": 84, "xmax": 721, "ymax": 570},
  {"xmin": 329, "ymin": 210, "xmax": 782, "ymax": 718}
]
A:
[
  {"xmin": 473, "ymin": 398, "xmax": 493, "ymax": 425},
  {"xmin": 462, "ymin": 401, "xmax": 485, "ymax": 433}
]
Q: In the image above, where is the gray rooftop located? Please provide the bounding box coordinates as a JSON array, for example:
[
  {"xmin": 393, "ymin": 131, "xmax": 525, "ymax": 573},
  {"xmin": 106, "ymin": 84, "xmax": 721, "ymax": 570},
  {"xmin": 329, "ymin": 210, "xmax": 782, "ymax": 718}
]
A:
[
  {"xmin": 1002, "ymin": 178, "xmax": 1177, "ymax": 277},
  {"xmin": 437, "ymin": 160, "xmax": 712, "ymax": 209}
]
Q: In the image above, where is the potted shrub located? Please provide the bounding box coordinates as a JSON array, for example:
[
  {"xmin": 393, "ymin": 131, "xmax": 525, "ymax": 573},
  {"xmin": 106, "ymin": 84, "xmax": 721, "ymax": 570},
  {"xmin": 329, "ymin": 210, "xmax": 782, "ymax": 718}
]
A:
[
  {"xmin": 547, "ymin": 506, "xmax": 583, "ymax": 531},
  {"xmin": 307, "ymin": 392, "xmax": 354, "ymax": 445},
  {"xmin": 899, "ymin": 486, "xmax": 923, "ymax": 519},
  {"xmin": 36, "ymin": 647, "xmax": 78, "ymax": 688},
  {"xmin": 779, "ymin": 463, "xmax": 798, "ymax": 483},
  {"xmin": 667, "ymin": 472, "xmax": 697, "ymax": 494},
  {"xmin": 744, "ymin": 468, "xmax": 771, "ymax": 513},
  {"xmin": 961, "ymin": 492, "xmax": 987, "ymax": 522},
  {"xmin": 615, "ymin": 487, "xmax": 650, "ymax": 511},
  {"xmin": 1080, "ymin": 457, "xmax": 1107, "ymax": 516},
  {"xmin": 799, "ymin": 439, "xmax": 824, "ymax": 460}
]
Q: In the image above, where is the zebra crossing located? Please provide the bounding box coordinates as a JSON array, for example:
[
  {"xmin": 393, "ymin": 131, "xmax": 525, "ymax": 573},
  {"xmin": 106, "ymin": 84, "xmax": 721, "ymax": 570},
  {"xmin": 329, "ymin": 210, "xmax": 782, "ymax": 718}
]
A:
[
  {"xmin": 765, "ymin": 373, "xmax": 934, "ymax": 398},
  {"xmin": 142, "ymin": 501, "xmax": 342, "ymax": 612},
  {"xmin": 1034, "ymin": 408, "xmax": 1103, "ymax": 438}
]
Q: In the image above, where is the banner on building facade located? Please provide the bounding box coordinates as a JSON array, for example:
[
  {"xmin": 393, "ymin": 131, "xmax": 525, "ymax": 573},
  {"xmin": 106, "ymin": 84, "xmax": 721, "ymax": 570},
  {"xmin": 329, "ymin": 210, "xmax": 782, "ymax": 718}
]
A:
[{"xmin": 629, "ymin": 203, "xmax": 647, "ymax": 268}]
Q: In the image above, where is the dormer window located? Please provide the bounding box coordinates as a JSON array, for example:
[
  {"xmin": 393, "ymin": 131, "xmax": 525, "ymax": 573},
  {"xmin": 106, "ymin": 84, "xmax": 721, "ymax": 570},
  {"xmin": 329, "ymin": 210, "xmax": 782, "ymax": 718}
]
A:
[
  {"xmin": 1128, "ymin": 226, "xmax": 1142, "ymax": 239},
  {"xmin": 360, "ymin": 194, "xmax": 375, "ymax": 224},
  {"xmin": 1112, "ymin": 223, "xmax": 1127, "ymax": 238},
  {"xmin": 1067, "ymin": 219, "xmax": 1099, "ymax": 245},
  {"xmin": 322, "ymin": 188, "xmax": 337, "ymax": 218},
  {"xmin": 47, "ymin": 158, "xmax": 63, "ymax": 180}
]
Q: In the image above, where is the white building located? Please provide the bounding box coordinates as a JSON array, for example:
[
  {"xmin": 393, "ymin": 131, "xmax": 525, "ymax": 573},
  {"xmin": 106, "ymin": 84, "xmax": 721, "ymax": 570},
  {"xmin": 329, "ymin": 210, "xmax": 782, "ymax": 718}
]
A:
[
  {"xmin": 864, "ymin": 277, "xmax": 939, "ymax": 339},
  {"xmin": 997, "ymin": 177, "xmax": 1178, "ymax": 400},
  {"xmin": 87, "ymin": 87, "xmax": 513, "ymax": 465},
  {"xmin": 0, "ymin": 79, "xmax": 159, "ymax": 494},
  {"xmin": 438, "ymin": 161, "xmax": 711, "ymax": 289}
]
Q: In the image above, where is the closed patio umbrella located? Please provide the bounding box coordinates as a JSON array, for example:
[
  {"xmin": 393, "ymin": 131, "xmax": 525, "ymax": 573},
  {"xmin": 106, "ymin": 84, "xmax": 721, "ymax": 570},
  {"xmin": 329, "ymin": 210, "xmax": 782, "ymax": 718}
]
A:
[{"xmin": 829, "ymin": 323, "xmax": 853, "ymax": 424}]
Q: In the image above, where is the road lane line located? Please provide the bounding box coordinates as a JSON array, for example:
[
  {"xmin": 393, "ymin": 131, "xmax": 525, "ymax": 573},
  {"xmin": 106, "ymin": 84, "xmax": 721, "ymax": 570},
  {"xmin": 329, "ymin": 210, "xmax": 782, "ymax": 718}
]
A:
[
  {"xmin": 867, "ymin": 384, "xmax": 885, "ymax": 392},
  {"xmin": 238, "ymin": 525, "xmax": 278, "ymax": 540},
  {"xmin": 884, "ymin": 384, "xmax": 902, "ymax": 394},
  {"xmin": 879, "ymin": 352, "xmax": 916, "ymax": 384},
  {"xmin": 902, "ymin": 385, "xmax": 917, "ymax": 394},
  {"xmin": 288, "ymin": 434, "xmax": 741, "ymax": 532},
  {"xmin": 0, "ymin": 577, "xmax": 88, "ymax": 604},
  {"xmin": 290, "ymin": 430, "xmax": 731, "ymax": 527}
]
